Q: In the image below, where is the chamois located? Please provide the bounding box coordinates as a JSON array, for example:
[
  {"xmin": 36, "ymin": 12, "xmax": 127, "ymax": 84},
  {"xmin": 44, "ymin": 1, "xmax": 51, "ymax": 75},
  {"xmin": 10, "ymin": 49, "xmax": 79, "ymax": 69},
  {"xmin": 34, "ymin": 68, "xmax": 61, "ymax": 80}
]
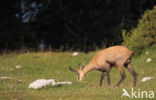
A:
[{"xmin": 69, "ymin": 46, "xmax": 137, "ymax": 88}]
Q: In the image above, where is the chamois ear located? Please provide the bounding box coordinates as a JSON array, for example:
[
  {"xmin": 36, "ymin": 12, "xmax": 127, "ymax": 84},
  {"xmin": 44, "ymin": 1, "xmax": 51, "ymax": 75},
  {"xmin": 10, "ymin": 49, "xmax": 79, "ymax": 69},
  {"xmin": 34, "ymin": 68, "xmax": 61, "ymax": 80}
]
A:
[
  {"xmin": 69, "ymin": 66, "xmax": 77, "ymax": 72},
  {"xmin": 79, "ymin": 64, "xmax": 84, "ymax": 70}
]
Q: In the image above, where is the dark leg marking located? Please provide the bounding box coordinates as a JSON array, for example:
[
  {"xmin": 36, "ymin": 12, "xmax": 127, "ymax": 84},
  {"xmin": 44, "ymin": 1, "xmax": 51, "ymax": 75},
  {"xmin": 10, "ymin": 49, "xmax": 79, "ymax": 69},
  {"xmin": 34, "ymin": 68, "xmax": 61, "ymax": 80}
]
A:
[
  {"xmin": 99, "ymin": 71, "xmax": 106, "ymax": 87},
  {"xmin": 115, "ymin": 68, "xmax": 126, "ymax": 88},
  {"xmin": 125, "ymin": 63, "xmax": 137, "ymax": 87},
  {"xmin": 106, "ymin": 69, "xmax": 111, "ymax": 88}
]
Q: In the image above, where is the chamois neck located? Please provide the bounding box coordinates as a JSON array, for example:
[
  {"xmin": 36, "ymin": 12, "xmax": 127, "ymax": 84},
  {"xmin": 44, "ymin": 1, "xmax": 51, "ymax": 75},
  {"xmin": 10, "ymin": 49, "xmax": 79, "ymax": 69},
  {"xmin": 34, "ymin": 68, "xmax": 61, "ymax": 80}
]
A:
[{"xmin": 82, "ymin": 64, "xmax": 95, "ymax": 74}]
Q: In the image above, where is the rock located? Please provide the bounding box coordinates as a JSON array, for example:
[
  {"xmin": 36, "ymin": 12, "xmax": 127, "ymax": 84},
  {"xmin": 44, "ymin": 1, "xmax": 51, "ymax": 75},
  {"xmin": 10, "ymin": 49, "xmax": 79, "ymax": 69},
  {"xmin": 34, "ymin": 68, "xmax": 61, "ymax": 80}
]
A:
[
  {"xmin": 56, "ymin": 81, "xmax": 72, "ymax": 85},
  {"xmin": 141, "ymin": 77, "xmax": 155, "ymax": 82},
  {"xmin": 28, "ymin": 79, "xmax": 72, "ymax": 89},
  {"xmin": 29, "ymin": 79, "xmax": 56, "ymax": 89},
  {"xmin": 146, "ymin": 58, "xmax": 152, "ymax": 62},
  {"xmin": 72, "ymin": 52, "xmax": 78, "ymax": 56},
  {"xmin": 0, "ymin": 76, "xmax": 12, "ymax": 80}
]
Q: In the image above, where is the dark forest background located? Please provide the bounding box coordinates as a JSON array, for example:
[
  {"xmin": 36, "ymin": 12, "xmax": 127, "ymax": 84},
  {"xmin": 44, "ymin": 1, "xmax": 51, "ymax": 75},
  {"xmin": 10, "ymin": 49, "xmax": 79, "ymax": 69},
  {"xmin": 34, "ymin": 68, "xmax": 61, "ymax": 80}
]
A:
[{"xmin": 0, "ymin": 0, "xmax": 156, "ymax": 52}]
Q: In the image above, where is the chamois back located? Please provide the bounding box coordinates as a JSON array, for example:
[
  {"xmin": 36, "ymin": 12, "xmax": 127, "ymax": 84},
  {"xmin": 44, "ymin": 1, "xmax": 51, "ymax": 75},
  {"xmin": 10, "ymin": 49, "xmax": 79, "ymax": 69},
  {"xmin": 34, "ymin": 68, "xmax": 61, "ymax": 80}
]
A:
[{"xmin": 88, "ymin": 46, "xmax": 133, "ymax": 68}]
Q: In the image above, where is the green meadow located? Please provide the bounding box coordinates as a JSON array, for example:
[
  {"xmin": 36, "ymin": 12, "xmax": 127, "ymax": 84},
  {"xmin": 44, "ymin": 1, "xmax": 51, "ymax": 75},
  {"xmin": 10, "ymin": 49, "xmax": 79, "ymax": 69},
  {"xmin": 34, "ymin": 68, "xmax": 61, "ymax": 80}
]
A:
[{"xmin": 0, "ymin": 46, "xmax": 156, "ymax": 100}]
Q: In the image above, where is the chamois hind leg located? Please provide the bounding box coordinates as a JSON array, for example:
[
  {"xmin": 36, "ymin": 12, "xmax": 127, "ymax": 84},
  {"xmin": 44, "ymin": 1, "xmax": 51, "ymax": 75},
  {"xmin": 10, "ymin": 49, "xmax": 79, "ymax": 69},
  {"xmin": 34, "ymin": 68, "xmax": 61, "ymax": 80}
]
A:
[
  {"xmin": 125, "ymin": 63, "xmax": 137, "ymax": 87},
  {"xmin": 115, "ymin": 67, "xmax": 126, "ymax": 88},
  {"xmin": 99, "ymin": 71, "xmax": 106, "ymax": 87}
]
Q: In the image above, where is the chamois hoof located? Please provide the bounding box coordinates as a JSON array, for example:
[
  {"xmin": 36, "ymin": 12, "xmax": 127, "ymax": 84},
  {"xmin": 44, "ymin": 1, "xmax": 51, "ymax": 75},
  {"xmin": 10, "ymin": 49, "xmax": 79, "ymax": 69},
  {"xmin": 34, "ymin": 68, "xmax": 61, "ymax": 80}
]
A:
[{"xmin": 114, "ymin": 85, "xmax": 119, "ymax": 88}]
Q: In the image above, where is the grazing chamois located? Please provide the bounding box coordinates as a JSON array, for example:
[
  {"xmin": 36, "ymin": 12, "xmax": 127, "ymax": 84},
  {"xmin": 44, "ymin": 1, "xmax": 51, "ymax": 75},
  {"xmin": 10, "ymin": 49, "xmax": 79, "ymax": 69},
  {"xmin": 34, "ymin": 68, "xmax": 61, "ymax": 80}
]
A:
[{"xmin": 69, "ymin": 46, "xmax": 137, "ymax": 88}]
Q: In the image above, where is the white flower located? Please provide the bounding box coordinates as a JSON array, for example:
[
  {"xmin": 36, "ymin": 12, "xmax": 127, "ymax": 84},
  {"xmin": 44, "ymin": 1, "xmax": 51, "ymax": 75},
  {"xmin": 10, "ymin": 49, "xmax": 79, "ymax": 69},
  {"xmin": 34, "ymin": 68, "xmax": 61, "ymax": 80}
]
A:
[
  {"xmin": 16, "ymin": 65, "xmax": 21, "ymax": 68},
  {"xmin": 141, "ymin": 77, "xmax": 155, "ymax": 82},
  {"xmin": 72, "ymin": 52, "xmax": 78, "ymax": 56},
  {"xmin": 145, "ymin": 51, "xmax": 149, "ymax": 55},
  {"xmin": 146, "ymin": 58, "xmax": 152, "ymax": 62}
]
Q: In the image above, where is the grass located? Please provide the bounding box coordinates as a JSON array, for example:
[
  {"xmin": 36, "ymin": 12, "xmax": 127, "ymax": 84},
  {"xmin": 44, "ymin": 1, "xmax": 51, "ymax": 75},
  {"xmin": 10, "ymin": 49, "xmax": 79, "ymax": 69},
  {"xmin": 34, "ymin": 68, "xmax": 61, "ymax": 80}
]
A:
[{"xmin": 0, "ymin": 46, "xmax": 156, "ymax": 100}]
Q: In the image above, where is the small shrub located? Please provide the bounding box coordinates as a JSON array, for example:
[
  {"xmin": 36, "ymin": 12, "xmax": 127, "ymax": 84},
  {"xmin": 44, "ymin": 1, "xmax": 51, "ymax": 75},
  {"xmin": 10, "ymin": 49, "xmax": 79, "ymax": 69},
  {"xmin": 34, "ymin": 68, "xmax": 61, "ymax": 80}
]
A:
[{"xmin": 122, "ymin": 6, "xmax": 156, "ymax": 55}]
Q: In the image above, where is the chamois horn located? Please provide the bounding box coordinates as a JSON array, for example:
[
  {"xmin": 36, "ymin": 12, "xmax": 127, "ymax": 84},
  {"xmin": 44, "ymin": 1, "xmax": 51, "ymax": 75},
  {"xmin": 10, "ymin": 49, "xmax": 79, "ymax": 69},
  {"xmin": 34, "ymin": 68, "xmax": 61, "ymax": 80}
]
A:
[{"xmin": 69, "ymin": 66, "xmax": 77, "ymax": 72}]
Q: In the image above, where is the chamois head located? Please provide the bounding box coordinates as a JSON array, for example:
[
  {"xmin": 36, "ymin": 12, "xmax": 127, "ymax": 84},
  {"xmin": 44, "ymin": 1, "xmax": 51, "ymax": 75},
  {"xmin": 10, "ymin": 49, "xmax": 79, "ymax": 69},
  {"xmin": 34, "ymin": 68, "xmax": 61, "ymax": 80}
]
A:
[{"xmin": 69, "ymin": 64, "xmax": 84, "ymax": 82}]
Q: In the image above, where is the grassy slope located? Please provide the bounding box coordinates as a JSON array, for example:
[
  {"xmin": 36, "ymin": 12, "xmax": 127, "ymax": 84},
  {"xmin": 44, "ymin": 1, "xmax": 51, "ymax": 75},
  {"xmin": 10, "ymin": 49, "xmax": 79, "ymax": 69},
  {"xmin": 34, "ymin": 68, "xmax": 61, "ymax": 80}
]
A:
[{"xmin": 0, "ymin": 47, "xmax": 156, "ymax": 100}]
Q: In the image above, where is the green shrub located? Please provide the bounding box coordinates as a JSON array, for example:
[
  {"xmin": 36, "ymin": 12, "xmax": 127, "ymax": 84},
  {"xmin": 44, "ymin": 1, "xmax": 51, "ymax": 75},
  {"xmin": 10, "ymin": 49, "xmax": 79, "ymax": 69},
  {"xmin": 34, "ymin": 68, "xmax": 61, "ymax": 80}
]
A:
[{"xmin": 122, "ymin": 6, "xmax": 156, "ymax": 55}]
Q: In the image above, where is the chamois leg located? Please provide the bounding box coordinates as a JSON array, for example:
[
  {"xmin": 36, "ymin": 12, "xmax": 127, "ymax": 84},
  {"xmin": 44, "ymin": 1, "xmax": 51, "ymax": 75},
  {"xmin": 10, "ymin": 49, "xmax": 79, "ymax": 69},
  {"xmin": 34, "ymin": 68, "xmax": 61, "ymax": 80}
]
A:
[
  {"xmin": 125, "ymin": 63, "xmax": 137, "ymax": 87},
  {"xmin": 106, "ymin": 69, "xmax": 111, "ymax": 88},
  {"xmin": 115, "ymin": 68, "xmax": 126, "ymax": 88},
  {"xmin": 99, "ymin": 71, "xmax": 106, "ymax": 87}
]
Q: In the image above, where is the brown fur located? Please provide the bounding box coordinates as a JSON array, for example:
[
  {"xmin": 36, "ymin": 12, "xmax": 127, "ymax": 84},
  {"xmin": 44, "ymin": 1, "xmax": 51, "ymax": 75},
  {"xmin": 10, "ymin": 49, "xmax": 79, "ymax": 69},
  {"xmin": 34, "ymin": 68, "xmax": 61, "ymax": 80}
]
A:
[{"xmin": 69, "ymin": 46, "xmax": 137, "ymax": 87}]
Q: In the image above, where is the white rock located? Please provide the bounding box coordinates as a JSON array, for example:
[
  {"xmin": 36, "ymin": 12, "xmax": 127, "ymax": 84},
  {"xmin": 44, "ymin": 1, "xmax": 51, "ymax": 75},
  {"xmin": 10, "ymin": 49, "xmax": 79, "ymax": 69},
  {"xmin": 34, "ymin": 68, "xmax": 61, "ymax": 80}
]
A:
[
  {"xmin": 29, "ymin": 79, "xmax": 56, "ymax": 89},
  {"xmin": 141, "ymin": 77, "xmax": 155, "ymax": 82},
  {"xmin": 146, "ymin": 58, "xmax": 152, "ymax": 62},
  {"xmin": 16, "ymin": 65, "xmax": 21, "ymax": 68},
  {"xmin": 72, "ymin": 52, "xmax": 78, "ymax": 56},
  {"xmin": 56, "ymin": 81, "xmax": 72, "ymax": 85},
  {"xmin": 29, "ymin": 79, "xmax": 72, "ymax": 89},
  {"xmin": 0, "ymin": 76, "xmax": 12, "ymax": 80}
]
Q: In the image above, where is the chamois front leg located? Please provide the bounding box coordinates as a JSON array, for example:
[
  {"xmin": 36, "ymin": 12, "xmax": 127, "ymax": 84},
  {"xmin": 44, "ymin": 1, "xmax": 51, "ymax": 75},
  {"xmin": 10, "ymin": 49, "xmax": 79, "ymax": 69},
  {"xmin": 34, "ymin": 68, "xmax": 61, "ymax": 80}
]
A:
[
  {"xmin": 106, "ymin": 69, "xmax": 111, "ymax": 88},
  {"xmin": 99, "ymin": 71, "xmax": 106, "ymax": 87}
]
